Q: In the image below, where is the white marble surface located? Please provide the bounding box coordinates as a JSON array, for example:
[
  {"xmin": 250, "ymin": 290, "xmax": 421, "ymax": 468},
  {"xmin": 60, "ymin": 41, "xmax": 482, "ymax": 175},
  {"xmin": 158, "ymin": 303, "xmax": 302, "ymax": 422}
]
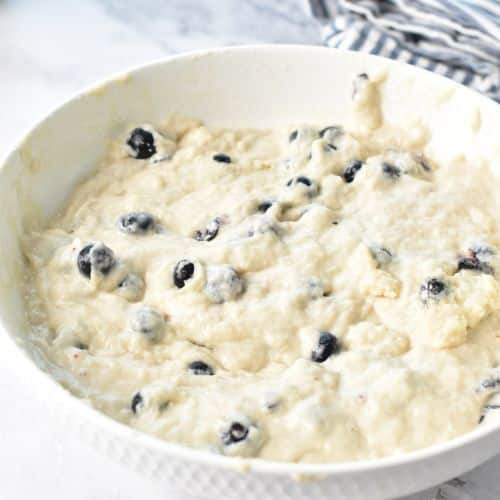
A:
[{"xmin": 0, "ymin": 1, "xmax": 499, "ymax": 499}]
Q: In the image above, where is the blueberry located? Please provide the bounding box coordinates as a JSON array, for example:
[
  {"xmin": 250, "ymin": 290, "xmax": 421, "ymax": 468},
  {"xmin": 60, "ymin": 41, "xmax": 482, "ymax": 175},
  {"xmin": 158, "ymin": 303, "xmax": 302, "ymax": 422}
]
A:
[
  {"xmin": 382, "ymin": 163, "xmax": 401, "ymax": 179},
  {"xmin": 286, "ymin": 176, "xmax": 318, "ymax": 196},
  {"xmin": 91, "ymin": 245, "xmax": 116, "ymax": 274},
  {"xmin": 77, "ymin": 245, "xmax": 93, "ymax": 278},
  {"xmin": 457, "ymin": 256, "xmax": 479, "ymax": 272},
  {"xmin": 471, "ymin": 246, "xmax": 494, "ymax": 257},
  {"xmin": 457, "ymin": 256, "xmax": 494, "ymax": 275},
  {"xmin": 299, "ymin": 176, "xmax": 313, "ymax": 186},
  {"xmin": 319, "ymin": 126, "xmax": 343, "ymax": 152},
  {"xmin": 173, "ymin": 260, "xmax": 195, "ymax": 288},
  {"xmin": 287, "ymin": 176, "xmax": 312, "ymax": 187},
  {"xmin": 188, "ymin": 361, "xmax": 215, "ymax": 376},
  {"xmin": 116, "ymin": 273, "xmax": 145, "ymax": 302},
  {"xmin": 213, "ymin": 153, "xmax": 231, "ymax": 163},
  {"xmin": 247, "ymin": 217, "xmax": 277, "ymax": 238},
  {"xmin": 264, "ymin": 397, "xmax": 281, "ymax": 412},
  {"xmin": 77, "ymin": 243, "xmax": 116, "ymax": 279},
  {"xmin": 420, "ymin": 278, "xmax": 447, "ymax": 303},
  {"xmin": 257, "ymin": 201, "xmax": 273, "ymax": 213},
  {"xmin": 194, "ymin": 218, "xmax": 220, "ymax": 242},
  {"xmin": 307, "ymin": 278, "xmax": 328, "ymax": 300},
  {"xmin": 221, "ymin": 422, "xmax": 249, "ymax": 446},
  {"xmin": 311, "ymin": 332, "xmax": 340, "ymax": 363},
  {"xmin": 131, "ymin": 392, "xmax": 144, "ymax": 414},
  {"xmin": 370, "ymin": 246, "xmax": 393, "ymax": 266},
  {"xmin": 319, "ymin": 126, "xmax": 341, "ymax": 139},
  {"xmin": 119, "ymin": 212, "xmax": 155, "ymax": 234},
  {"xmin": 418, "ymin": 155, "xmax": 432, "ymax": 172},
  {"xmin": 205, "ymin": 265, "xmax": 244, "ymax": 303},
  {"xmin": 289, "ymin": 130, "xmax": 298, "ymax": 142},
  {"xmin": 343, "ymin": 160, "xmax": 364, "ymax": 183},
  {"xmin": 479, "ymin": 375, "xmax": 500, "ymax": 391},
  {"xmin": 426, "ymin": 278, "xmax": 446, "ymax": 295},
  {"xmin": 130, "ymin": 307, "xmax": 164, "ymax": 339},
  {"xmin": 127, "ymin": 127, "xmax": 156, "ymax": 159},
  {"xmin": 353, "ymin": 73, "xmax": 369, "ymax": 98}
]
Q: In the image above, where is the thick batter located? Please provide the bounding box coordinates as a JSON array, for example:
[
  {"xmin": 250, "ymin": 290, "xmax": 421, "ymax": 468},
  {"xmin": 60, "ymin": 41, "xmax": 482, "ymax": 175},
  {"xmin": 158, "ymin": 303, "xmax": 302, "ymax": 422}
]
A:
[{"xmin": 23, "ymin": 74, "xmax": 500, "ymax": 463}]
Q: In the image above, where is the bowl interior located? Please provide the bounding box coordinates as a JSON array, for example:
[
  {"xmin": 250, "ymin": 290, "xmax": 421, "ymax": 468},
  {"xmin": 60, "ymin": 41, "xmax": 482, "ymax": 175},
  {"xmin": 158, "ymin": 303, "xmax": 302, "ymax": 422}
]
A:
[{"xmin": 1, "ymin": 45, "xmax": 500, "ymax": 472}]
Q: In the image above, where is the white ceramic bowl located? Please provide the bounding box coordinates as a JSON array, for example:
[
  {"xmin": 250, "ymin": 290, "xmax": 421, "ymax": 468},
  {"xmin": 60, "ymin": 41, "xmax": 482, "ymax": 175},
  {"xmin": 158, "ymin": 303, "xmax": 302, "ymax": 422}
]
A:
[{"xmin": 2, "ymin": 45, "xmax": 500, "ymax": 500}]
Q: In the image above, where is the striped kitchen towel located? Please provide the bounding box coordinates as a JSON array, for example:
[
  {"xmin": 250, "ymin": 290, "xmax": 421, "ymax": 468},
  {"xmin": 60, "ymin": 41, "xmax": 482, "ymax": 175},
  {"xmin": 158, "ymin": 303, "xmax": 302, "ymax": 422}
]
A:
[{"xmin": 307, "ymin": 0, "xmax": 500, "ymax": 102}]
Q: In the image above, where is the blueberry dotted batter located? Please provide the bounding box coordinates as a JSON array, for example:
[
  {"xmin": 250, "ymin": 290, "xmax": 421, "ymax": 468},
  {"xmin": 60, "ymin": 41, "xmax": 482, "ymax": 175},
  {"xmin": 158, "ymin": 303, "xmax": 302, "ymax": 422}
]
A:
[{"xmin": 23, "ymin": 74, "xmax": 500, "ymax": 463}]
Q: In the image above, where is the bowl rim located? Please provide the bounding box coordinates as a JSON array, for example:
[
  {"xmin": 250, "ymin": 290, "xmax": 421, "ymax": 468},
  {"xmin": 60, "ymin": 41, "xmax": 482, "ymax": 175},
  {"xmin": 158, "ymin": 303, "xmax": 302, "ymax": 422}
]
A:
[{"xmin": 2, "ymin": 43, "xmax": 500, "ymax": 477}]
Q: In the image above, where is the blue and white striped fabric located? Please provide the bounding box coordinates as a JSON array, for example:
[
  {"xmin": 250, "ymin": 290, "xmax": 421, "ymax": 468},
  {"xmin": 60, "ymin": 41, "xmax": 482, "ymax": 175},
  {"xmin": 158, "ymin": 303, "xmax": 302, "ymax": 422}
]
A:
[{"xmin": 307, "ymin": 0, "xmax": 500, "ymax": 102}]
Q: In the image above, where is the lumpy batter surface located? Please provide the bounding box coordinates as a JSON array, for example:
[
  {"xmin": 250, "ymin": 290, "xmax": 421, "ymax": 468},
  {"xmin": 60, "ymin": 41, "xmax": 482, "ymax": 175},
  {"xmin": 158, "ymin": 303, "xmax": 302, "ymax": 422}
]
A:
[{"xmin": 24, "ymin": 74, "xmax": 500, "ymax": 463}]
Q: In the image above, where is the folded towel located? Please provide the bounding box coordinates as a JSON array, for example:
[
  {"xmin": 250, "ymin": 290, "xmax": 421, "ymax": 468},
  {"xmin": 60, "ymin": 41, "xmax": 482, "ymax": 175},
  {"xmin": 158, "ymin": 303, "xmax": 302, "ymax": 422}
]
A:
[{"xmin": 308, "ymin": 0, "xmax": 500, "ymax": 102}]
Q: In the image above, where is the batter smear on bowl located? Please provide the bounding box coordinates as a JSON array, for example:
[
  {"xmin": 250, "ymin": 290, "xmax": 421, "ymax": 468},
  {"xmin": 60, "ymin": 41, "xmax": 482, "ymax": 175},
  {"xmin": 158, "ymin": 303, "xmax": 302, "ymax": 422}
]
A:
[{"xmin": 23, "ymin": 74, "xmax": 500, "ymax": 463}]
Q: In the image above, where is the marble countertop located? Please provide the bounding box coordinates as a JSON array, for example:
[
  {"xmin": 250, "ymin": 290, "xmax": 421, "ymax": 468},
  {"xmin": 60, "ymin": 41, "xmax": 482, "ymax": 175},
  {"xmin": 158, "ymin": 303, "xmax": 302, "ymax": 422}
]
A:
[{"xmin": 0, "ymin": 1, "xmax": 499, "ymax": 499}]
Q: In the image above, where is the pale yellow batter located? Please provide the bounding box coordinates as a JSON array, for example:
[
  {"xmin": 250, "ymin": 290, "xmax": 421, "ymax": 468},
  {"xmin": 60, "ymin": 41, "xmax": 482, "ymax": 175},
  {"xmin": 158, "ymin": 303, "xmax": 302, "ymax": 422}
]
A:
[{"xmin": 23, "ymin": 74, "xmax": 500, "ymax": 463}]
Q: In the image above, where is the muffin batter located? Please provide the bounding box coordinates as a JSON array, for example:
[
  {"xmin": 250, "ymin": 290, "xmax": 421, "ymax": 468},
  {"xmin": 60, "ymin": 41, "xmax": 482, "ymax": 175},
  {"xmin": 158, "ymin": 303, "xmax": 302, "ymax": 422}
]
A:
[{"xmin": 23, "ymin": 74, "xmax": 500, "ymax": 463}]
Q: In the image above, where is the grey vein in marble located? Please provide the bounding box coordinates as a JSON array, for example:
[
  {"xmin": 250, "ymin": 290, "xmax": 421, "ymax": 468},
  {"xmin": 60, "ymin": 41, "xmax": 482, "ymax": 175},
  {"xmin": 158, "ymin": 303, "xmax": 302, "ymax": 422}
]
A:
[{"xmin": 97, "ymin": 0, "xmax": 321, "ymax": 52}]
